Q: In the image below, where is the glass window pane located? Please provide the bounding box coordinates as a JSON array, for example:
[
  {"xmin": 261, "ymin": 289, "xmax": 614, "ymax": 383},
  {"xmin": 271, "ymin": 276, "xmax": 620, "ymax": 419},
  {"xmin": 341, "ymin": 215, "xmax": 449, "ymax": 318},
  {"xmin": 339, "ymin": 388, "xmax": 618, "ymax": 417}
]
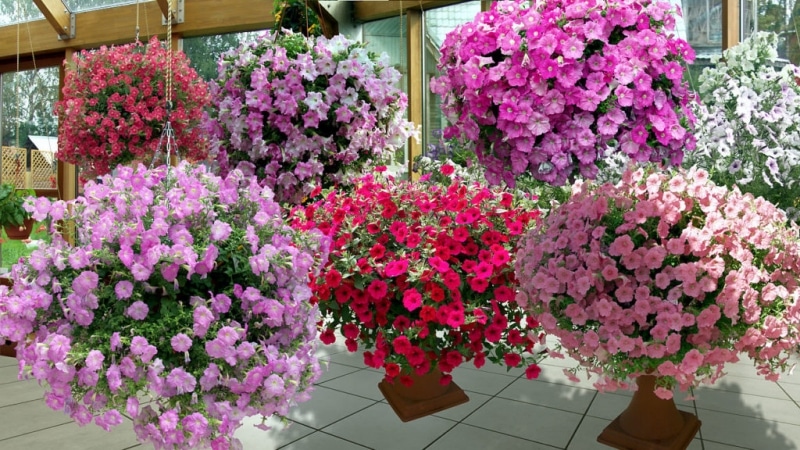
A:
[
  {"xmin": 184, "ymin": 31, "xmax": 264, "ymax": 82},
  {"xmin": 743, "ymin": 0, "xmax": 800, "ymax": 64},
  {"xmin": 1, "ymin": 67, "xmax": 58, "ymax": 270},
  {"xmin": 62, "ymin": 0, "xmax": 140, "ymax": 13},
  {"xmin": 363, "ymin": 15, "xmax": 408, "ymax": 173},
  {"xmin": 423, "ymin": 1, "xmax": 483, "ymax": 161},
  {"xmin": 0, "ymin": 1, "xmax": 44, "ymax": 26}
]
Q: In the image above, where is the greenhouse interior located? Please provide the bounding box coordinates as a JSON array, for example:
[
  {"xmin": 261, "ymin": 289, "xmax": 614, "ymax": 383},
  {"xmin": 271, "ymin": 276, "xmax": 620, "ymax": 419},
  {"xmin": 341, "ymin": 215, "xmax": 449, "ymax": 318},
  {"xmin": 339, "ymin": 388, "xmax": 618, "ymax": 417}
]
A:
[{"xmin": 1, "ymin": 0, "xmax": 800, "ymax": 449}]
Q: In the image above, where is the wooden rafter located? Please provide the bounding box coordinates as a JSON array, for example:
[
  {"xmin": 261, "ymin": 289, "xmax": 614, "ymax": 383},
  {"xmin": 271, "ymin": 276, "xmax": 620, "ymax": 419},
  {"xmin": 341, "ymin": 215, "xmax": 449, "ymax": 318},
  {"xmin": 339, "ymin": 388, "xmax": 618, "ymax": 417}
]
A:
[
  {"xmin": 0, "ymin": 0, "xmax": 277, "ymax": 67},
  {"xmin": 32, "ymin": 0, "xmax": 72, "ymax": 39},
  {"xmin": 353, "ymin": 1, "xmax": 463, "ymax": 22},
  {"xmin": 154, "ymin": 0, "xmax": 175, "ymax": 20}
]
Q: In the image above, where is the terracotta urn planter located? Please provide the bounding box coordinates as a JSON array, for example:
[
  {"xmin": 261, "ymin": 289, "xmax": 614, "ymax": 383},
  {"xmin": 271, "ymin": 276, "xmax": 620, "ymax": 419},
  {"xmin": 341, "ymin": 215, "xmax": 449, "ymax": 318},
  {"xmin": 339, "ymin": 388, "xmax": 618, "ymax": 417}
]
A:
[
  {"xmin": 378, "ymin": 366, "xmax": 469, "ymax": 422},
  {"xmin": 0, "ymin": 276, "xmax": 15, "ymax": 357},
  {"xmin": 597, "ymin": 375, "xmax": 701, "ymax": 450},
  {"xmin": 3, "ymin": 218, "xmax": 35, "ymax": 240}
]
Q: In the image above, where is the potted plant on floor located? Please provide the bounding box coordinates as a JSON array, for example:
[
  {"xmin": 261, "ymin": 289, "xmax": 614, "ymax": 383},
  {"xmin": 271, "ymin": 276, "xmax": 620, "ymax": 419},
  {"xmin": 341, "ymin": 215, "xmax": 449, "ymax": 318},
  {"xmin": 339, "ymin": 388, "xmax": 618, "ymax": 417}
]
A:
[
  {"xmin": 290, "ymin": 166, "xmax": 545, "ymax": 421},
  {"xmin": 0, "ymin": 162, "xmax": 330, "ymax": 449},
  {"xmin": 0, "ymin": 183, "xmax": 34, "ymax": 240},
  {"xmin": 515, "ymin": 165, "xmax": 800, "ymax": 449}
]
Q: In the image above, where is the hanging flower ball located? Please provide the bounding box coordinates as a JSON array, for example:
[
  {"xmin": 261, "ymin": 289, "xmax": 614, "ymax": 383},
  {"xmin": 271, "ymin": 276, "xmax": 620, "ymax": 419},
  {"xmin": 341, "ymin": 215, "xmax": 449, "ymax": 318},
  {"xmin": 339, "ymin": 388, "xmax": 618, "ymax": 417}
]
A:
[
  {"xmin": 205, "ymin": 30, "xmax": 418, "ymax": 205},
  {"xmin": 0, "ymin": 162, "xmax": 330, "ymax": 449},
  {"xmin": 55, "ymin": 36, "xmax": 210, "ymax": 178},
  {"xmin": 432, "ymin": 0, "xmax": 697, "ymax": 186}
]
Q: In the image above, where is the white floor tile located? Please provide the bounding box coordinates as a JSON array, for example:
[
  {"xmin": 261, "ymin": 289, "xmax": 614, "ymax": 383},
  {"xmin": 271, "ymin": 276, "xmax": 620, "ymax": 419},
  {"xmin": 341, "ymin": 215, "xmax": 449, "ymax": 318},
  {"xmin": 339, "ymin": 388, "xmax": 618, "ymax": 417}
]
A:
[
  {"xmin": 448, "ymin": 366, "xmax": 517, "ymax": 396},
  {"xmin": 317, "ymin": 361, "xmax": 363, "ymax": 383},
  {"xmin": 321, "ymin": 402, "xmax": 456, "ymax": 450},
  {"xmin": 498, "ymin": 377, "xmax": 596, "ymax": 414},
  {"xmin": 697, "ymin": 409, "xmax": 800, "ymax": 449},
  {"xmin": 0, "ymin": 355, "xmax": 17, "ymax": 367},
  {"xmin": 319, "ymin": 368, "xmax": 385, "ymax": 401},
  {"xmin": 428, "ymin": 423, "xmax": 553, "ymax": 450},
  {"xmin": 0, "ymin": 378, "xmax": 46, "ymax": 407},
  {"xmin": 287, "ymin": 386, "xmax": 376, "ymax": 429},
  {"xmin": 0, "ymin": 364, "xmax": 20, "ymax": 383},
  {"xmin": 693, "ymin": 388, "xmax": 800, "ymax": 425},
  {"xmin": 463, "ymin": 397, "xmax": 582, "ymax": 448},
  {"xmin": 319, "ymin": 349, "xmax": 369, "ymax": 368},
  {"xmin": 698, "ymin": 374, "xmax": 792, "ymax": 399},
  {"xmin": 0, "ymin": 416, "xmax": 140, "ymax": 450},
  {"xmin": 431, "ymin": 391, "xmax": 492, "ymax": 422},
  {"xmin": 279, "ymin": 431, "xmax": 370, "ymax": 449},
  {"xmin": 234, "ymin": 415, "xmax": 314, "ymax": 449},
  {"xmin": 566, "ymin": 416, "xmax": 611, "ymax": 450}
]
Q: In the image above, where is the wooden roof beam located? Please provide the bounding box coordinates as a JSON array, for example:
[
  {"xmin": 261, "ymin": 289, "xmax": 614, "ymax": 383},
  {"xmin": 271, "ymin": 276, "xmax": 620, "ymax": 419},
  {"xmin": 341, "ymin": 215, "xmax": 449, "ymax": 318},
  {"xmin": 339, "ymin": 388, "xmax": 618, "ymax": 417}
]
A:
[
  {"xmin": 32, "ymin": 0, "xmax": 74, "ymax": 40},
  {"xmin": 0, "ymin": 0, "xmax": 276, "ymax": 65},
  {"xmin": 154, "ymin": 0, "xmax": 184, "ymax": 24}
]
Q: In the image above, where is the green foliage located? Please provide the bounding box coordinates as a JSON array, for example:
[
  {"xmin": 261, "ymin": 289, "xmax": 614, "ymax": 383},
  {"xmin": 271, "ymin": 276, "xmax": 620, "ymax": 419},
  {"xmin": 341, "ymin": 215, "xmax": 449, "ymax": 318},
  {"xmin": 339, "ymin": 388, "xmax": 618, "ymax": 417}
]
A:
[{"xmin": 0, "ymin": 184, "xmax": 32, "ymax": 227}]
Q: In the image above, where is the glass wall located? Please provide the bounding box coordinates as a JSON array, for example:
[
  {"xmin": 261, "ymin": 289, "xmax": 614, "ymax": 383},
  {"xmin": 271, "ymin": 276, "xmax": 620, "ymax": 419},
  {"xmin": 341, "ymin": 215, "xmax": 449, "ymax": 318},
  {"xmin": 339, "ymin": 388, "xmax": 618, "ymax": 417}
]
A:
[
  {"xmin": 742, "ymin": 0, "xmax": 800, "ymax": 63},
  {"xmin": 0, "ymin": 67, "xmax": 59, "ymax": 269},
  {"xmin": 184, "ymin": 31, "xmax": 263, "ymax": 82},
  {"xmin": 362, "ymin": 15, "xmax": 408, "ymax": 173},
  {"xmin": 423, "ymin": 1, "xmax": 481, "ymax": 161}
]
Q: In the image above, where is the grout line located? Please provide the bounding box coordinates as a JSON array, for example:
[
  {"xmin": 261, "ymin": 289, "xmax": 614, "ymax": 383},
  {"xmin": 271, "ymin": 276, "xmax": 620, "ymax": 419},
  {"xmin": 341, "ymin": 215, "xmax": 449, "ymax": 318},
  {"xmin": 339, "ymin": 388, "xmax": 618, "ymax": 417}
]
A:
[
  {"xmin": 312, "ymin": 399, "xmax": 382, "ymax": 432},
  {"xmin": 452, "ymin": 422, "xmax": 563, "ymax": 449},
  {"xmin": 562, "ymin": 388, "xmax": 599, "ymax": 449},
  {"xmin": 776, "ymin": 382, "xmax": 800, "ymax": 410},
  {"xmin": 420, "ymin": 420, "xmax": 460, "ymax": 450},
  {"xmin": 0, "ymin": 420, "xmax": 75, "ymax": 443}
]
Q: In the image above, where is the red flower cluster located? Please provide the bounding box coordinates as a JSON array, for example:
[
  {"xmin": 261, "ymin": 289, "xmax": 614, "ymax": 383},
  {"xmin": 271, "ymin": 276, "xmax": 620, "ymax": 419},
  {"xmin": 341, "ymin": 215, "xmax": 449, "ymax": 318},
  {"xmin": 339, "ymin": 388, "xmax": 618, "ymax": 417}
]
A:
[
  {"xmin": 291, "ymin": 169, "xmax": 546, "ymax": 385},
  {"xmin": 55, "ymin": 36, "xmax": 209, "ymax": 178}
]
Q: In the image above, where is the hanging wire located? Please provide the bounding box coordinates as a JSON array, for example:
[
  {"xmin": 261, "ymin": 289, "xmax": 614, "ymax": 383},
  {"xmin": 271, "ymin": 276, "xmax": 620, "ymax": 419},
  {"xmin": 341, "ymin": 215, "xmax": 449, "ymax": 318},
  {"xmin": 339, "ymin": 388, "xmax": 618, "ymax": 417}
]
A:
[
  {"xmin": 149, "ymin": 0, "xmax": 178, "ymax": 187},
  {"xmin": 135, "ymin": 0, "xmax": 140, "ymax": 42}
]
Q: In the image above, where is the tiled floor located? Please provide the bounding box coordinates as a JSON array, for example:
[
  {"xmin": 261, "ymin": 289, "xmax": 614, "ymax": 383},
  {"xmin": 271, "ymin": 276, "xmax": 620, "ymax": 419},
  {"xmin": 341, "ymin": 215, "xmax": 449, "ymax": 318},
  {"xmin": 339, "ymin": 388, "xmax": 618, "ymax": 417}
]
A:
[{"xmin": 1, "ymin": 340, "xmax": 800, "ymax": 450}]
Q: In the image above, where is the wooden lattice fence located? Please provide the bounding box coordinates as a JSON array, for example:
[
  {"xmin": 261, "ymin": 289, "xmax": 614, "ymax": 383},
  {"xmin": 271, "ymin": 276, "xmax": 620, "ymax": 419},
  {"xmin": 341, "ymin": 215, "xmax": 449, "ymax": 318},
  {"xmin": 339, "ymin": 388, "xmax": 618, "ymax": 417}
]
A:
[{"xmin": 0, "ymin": 146, "xmax": 57, "ymax": 189}]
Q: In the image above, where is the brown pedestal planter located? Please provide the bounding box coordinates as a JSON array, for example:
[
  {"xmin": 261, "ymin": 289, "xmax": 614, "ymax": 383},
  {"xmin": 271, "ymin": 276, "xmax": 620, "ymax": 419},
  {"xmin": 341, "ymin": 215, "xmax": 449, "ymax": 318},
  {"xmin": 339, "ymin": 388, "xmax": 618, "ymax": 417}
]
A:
[
  {"xmin": 597, "ymin": 375, "xmax": 701, "ymax": 450},
  {"xmin": 378, "ymin": 366, "xmax": 469, "ymax": 422},
  {"xmin": 3, "ymin": 218, "xmax": 35, "ymax": 240},
  {"xmin": 0, "ymin": 276, "xmax": 15, "ymax": 357}
]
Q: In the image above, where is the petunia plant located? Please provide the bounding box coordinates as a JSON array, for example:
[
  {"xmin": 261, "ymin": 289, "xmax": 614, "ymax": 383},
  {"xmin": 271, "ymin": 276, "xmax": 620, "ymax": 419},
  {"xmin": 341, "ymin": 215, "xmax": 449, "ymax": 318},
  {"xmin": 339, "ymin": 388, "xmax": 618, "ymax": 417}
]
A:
[
  {"xmin": 55, "ymin": 36, "xmax": 210, "ymax": 178},
  {"xmin": 290, "ymin": 167, "xmax": 546, "ymax": 386},
  {"xmin": 684, "ymin": 31, "xmax": 800, "ymax": 222},
  {"xmin": 432, "ymin": 0, "xmax": 697, "ymax": 186},
  {"xmin": 0, "ymin": 162, "xmax": 329, "ymax": 449},
  {"xmin": 205, "ymin": 30, "xmax": 417, "ymax": 204},
  {"xmin": 515, "ymin": 165, "xmax": 800, "ymax": 398}
]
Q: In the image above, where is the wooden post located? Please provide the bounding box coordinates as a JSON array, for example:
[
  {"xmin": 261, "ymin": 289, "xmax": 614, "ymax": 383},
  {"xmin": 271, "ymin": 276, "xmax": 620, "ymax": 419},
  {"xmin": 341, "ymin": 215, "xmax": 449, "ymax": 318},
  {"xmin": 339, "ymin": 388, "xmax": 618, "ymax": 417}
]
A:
[
  {"xmin": 406, "ymin": 9, "xmax": 423, "ymax": 181},
  {"xmin": 57, "ymin": 48, "xmax": 76, "ymax": 244},
  {"xmin": 722, "ymin": 0, "xmax": 740, "ymax": 50}
]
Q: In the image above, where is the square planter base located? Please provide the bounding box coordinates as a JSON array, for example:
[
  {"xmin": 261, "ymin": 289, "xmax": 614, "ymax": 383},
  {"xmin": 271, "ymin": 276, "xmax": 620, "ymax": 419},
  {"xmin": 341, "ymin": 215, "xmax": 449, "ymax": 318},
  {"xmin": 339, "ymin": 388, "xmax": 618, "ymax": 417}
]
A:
[
  {"xmin": 597, "ymin": 410, "xmax": 701, "ymax": 450},
  {"xmin": 378, "ymin": 379, "xmax": 469, "ymax": 422}
]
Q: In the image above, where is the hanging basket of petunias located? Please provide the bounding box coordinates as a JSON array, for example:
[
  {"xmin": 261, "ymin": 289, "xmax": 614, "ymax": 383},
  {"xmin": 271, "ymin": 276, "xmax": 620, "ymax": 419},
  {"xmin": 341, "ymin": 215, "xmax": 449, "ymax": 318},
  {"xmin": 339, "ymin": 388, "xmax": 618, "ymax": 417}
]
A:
[
  {"xmin": 0, "ymin": 162, "xmax": 330, "ymax": 449},
  {"xmin": 432, "ymin": 0, "xmax": 697, "ymax": 186},
  {"xmin": 290, "ymin": 166, "xmax": 546, "ymax": 384},
  {"xmin": 55, "ymin": 36, "xmax": 209, "ymax": 179},
  {"xmin": 205, "ymin": 30, "xmax": 418, "ymax": 205}
]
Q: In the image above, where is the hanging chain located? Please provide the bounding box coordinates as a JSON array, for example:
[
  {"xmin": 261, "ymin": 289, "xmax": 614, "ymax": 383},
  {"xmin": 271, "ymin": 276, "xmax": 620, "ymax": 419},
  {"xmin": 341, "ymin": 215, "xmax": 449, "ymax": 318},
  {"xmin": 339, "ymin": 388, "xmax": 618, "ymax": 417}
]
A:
[
  {"xmin": 166, "ymin": 0, "xmax": 173, "ymax": 112},
  {"xmin": 135, "ymin": 0, "xmax": 140, "ymax": 42},
  {"xmin": 149, "ymin": 0, "xmax": 178, "ymax": 185}
]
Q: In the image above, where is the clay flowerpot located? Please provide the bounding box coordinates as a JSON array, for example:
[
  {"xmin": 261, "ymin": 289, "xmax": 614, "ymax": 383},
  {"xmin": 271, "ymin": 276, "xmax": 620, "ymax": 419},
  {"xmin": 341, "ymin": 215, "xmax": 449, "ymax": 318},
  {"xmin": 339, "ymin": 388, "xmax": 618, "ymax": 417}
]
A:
[
  {"xmin": 378, "ymin": 366, "xmax": 469, "ymax": 422},
  {"xmin": 3, "ymin": 218, "xmax": 35, "ymax": 240},
  {"xmin": 597, "ymin": 375, "xmax": 701, "ymax": 450}
]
